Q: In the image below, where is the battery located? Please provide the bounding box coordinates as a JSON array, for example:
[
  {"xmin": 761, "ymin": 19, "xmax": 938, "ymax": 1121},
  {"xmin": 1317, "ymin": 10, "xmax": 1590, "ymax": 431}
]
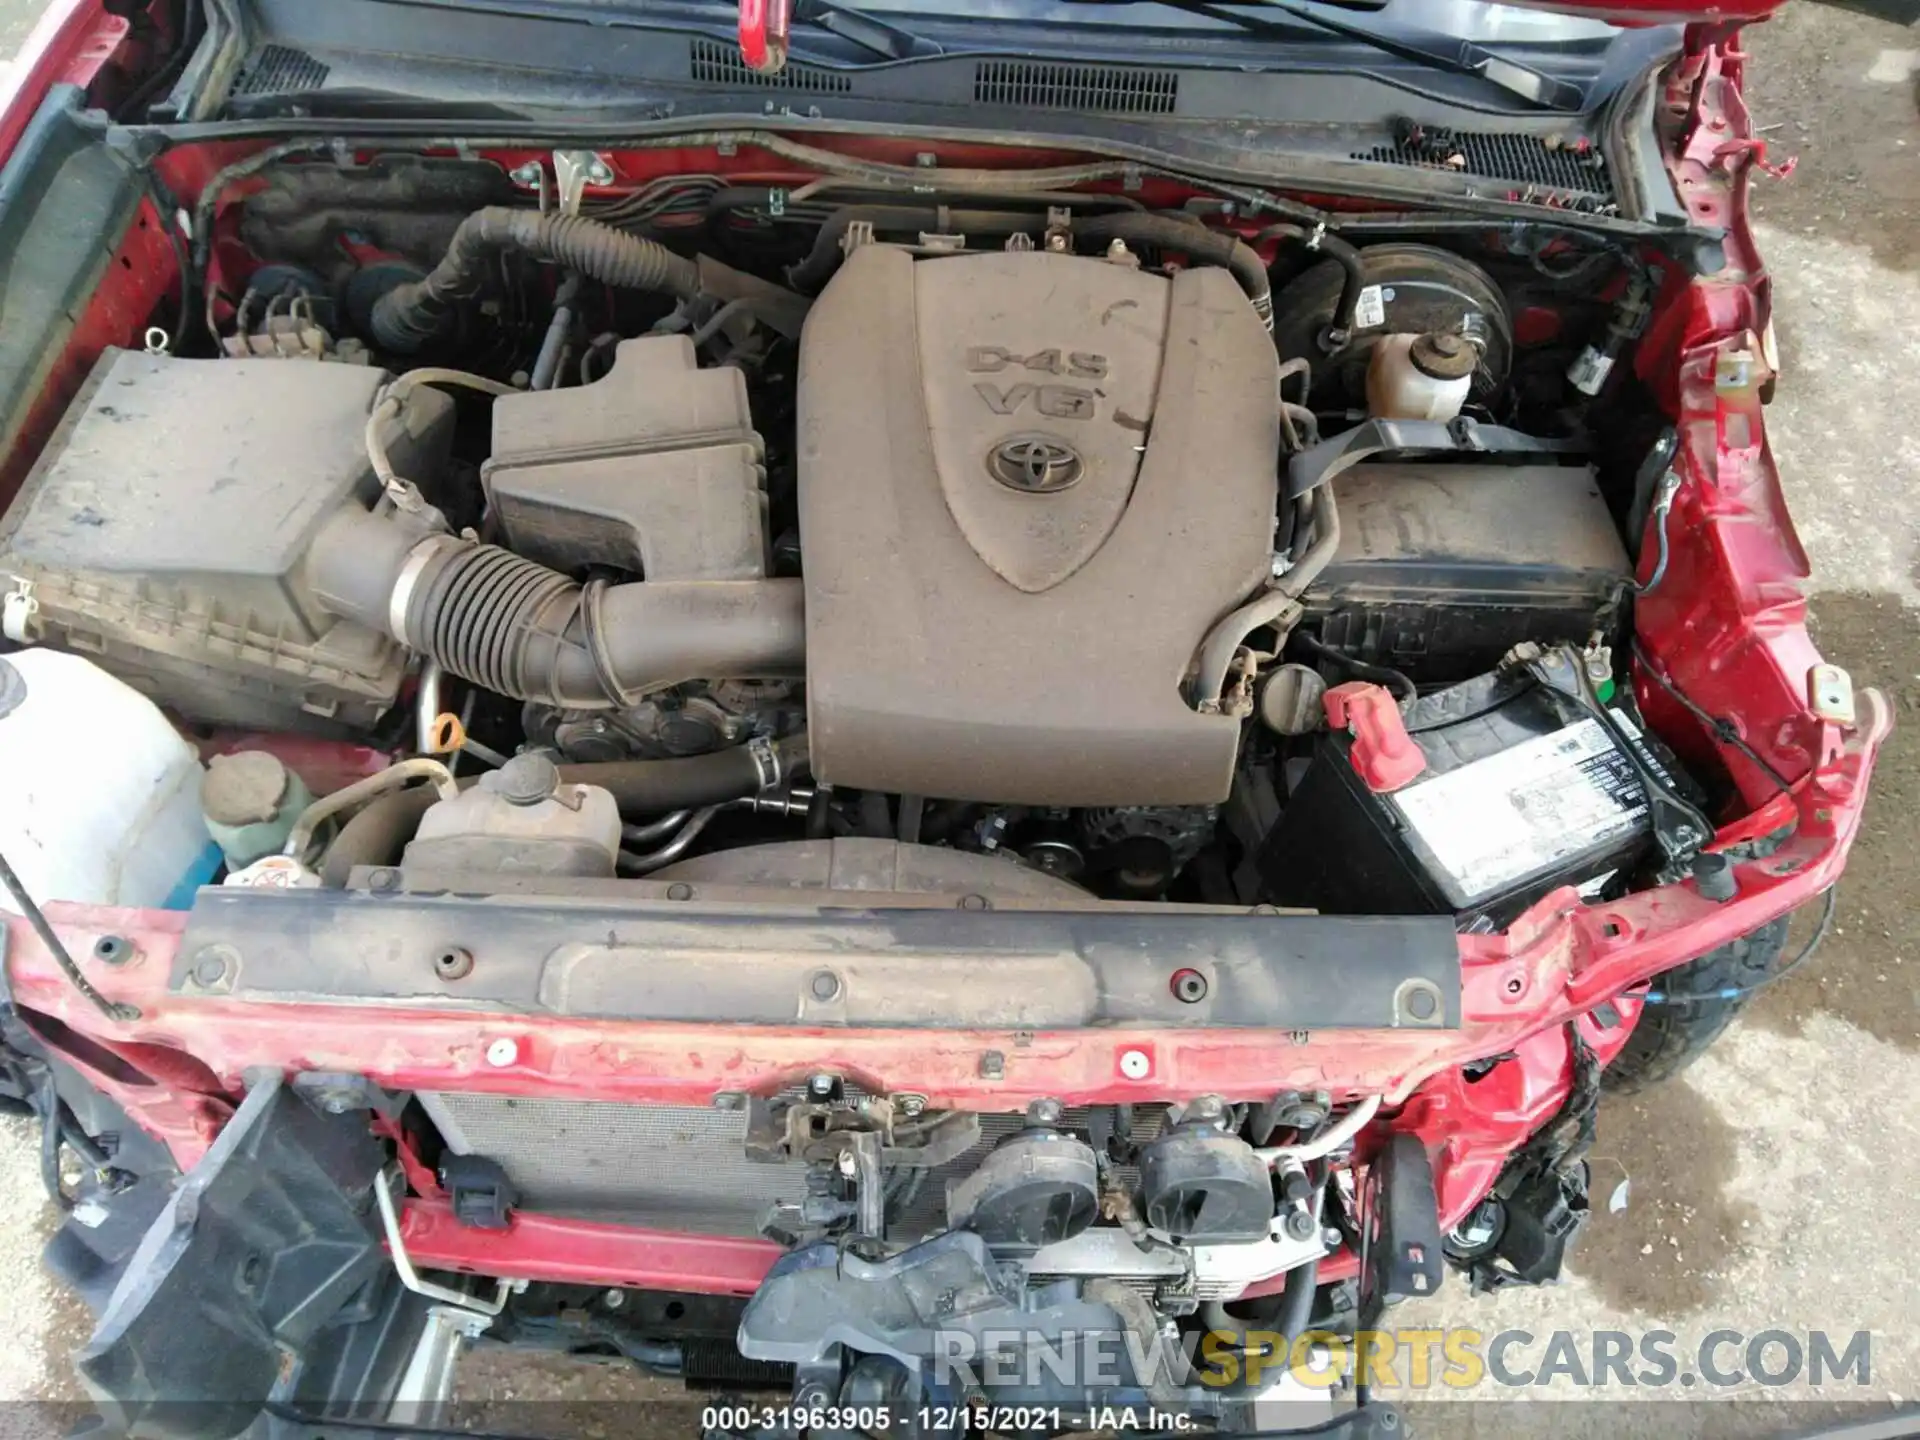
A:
[{"xmin": 1259, "ymin": 671, "xmax": 1677, "ymax": 925}]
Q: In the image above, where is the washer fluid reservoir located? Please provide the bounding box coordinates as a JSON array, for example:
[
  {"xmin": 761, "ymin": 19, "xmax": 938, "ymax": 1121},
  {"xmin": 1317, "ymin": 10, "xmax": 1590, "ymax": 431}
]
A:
[{"xmin": 0, "ymin": 649, "xmax": 221, "ymax": 910}]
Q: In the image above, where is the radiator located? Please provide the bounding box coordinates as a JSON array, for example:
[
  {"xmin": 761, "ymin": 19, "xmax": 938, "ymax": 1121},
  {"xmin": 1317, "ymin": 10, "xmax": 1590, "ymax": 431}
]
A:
[{"xmin": 418, "ymin": 1093, "xmax": 1161, "ymax": 1241}]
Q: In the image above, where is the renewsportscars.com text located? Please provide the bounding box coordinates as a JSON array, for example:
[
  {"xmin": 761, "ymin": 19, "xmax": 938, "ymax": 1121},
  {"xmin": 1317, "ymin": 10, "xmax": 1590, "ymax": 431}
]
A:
[
  {"xmin": 928, "ymin": 1327, "xmax": 1873, "ymax": 1393},
  {"xmin": 1194, "ymin": 1327, "xmax": 1872, "ymax": 1390}
]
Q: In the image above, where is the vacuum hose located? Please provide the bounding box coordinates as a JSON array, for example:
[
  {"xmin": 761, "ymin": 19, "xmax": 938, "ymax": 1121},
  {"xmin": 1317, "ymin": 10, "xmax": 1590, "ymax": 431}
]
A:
[
  {"xmin": 370, "ymin": 207, "xmax": 704, "ymax": 353},
  {"xmin": 1257, "ymin": 224, "xmax": 1367, "ymax": 352},
  {"xmin": 308, "ymin": 511, "xmax": 805, "ymax": 711}
]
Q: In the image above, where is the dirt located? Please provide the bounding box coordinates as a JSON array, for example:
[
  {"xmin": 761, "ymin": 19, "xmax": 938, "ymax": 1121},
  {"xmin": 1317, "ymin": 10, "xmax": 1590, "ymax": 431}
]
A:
[
  {"xmin": 1744, "ymin": 6, "xmax": 1920, "ymax": 273},
  {"xmin": 1574, "ymin": 1087, "xmax": 1761, "ymax": 1316},
  {"xmin": 452, "ymin": 1347, "xmax": 698, "ymax": 1439}
]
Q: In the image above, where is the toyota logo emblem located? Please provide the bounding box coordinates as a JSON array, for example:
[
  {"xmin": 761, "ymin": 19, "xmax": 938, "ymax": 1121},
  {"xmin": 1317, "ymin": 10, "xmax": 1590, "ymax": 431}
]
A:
[{"xmin": 987, "ymin": 434, "xmax": 1084, "ymax": 493}]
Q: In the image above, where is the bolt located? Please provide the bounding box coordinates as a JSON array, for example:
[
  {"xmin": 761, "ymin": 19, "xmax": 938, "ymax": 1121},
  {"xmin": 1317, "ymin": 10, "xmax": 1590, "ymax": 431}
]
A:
[
  {"xmin": 1285, "ymin": 1207, "xmax": 1319, "ymax": 1242},
  {"xmin": 1170, "ymin": 968, "xmax": 1208, "ymax": 1004},
  {"xmin": 1118, "ymin": 1048, "xmax": 1152, "ymax": 1080},
  {"xmin": 1185, "ymin": 1094, "xmax": 1226, "ymax": 1124},
  {"xmin": 587, "ymin": 159, "xmax": 614, "ymax": 185},
  {"xmin": 1403, "ymin": 985, "xmax": 1438, "ymax": 1021},
  {"xmin": 665, "ymin": 882, "xmax": 694, "ymax": 901},
  {"xmin": 957, "ymin": 893, "xmax": 990, "ymax": 911},
  {"xmin": 509, "ymin": 161, "xmax": 542, "ymax": 185},
  {"xmin": 191, "ymin": 946, "xmax": 233, "ymax": 986},
  {"xmin": 603, "ymin": 1287, "xmax": 625, "ymax": 1309},
  {"xmin": 894, "ymin": 1093, "xmax": 927, "ymax": 1117},
  {"xmin": 712, "ymin": 1092, "xmax": 745, "ymax": 1111},
  {"xmin": 915, "ymin": 151, "xmax": 937, "ymax": 167},
  {"xmin": 1045, "ymin": 233, "xmax": 1070, "ymax": 253},
  {"xmin": 1027, "ymin": 1097, "xmax": 1064, "ymax": 1127},
  {"xmin": 809, "ymin": 969, "xmax": 842, "ymax": 1001},
  {"xmin": 434, "ymin": 946, "xmax": 474, "ymax": 981},
  {"xmin": 485, "ymin": 1037, "xmax": 519, "ymax": 1068},
  {"xmin": 1324, "ymin": 1227, "xmax": 1344, "ymax": 1248},
  {"xmin": 978, "ymin": 1050, "xmax": 1006, "ymax": 1080},
  {"xmin": 92, "ymin": 935, "xmax": 131, "ymax": 966},
  {"xmin": 808, "ymin": 1073, "xmax": 837, "ymax": 1099},
  {"xmin": 1105, "ymin": 237, "xmax": 1129, "ymax": 260},
  {"xmin": 368, "ymin": 868, "xmax": 401, "ymax": 893}
]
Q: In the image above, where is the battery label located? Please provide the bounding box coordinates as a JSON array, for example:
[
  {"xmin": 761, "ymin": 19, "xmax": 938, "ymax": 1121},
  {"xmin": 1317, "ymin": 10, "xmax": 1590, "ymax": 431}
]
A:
[{"xmin": 1390, "ymin": 717, "xmax": 1648, "ymax": 903}]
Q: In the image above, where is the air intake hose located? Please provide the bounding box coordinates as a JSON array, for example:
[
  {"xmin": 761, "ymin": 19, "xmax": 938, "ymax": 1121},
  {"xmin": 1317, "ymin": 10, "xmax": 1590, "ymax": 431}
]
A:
[
  {"xmin": 308, "ymin": 511, "xmax": 805, "ymax": 709},
  {"xmin": 370, "ymin": 207, "xmax": 704, "ymax": 353},
  {"xmin": 1072, "ymin": 213, "xmax": 1272, "ymax": 329}
]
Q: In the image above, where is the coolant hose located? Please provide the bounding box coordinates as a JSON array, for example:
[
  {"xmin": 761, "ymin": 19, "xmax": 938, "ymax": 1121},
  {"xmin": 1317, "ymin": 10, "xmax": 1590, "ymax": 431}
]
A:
[
  {"xmin": 370, "ymin": 207, "xmax": 703, "ymax": 353},
  {"xmin": 320, "ymin": 741, "xmax": 810, "ymax": 886},
  {"xmin": 1193, "ymin": 486, "xmax": 1342, "ymax": 712},
  {"xmin": 308, "ymin": 512, "xmax": 805, "ymax": 710},
  {"xmin": 1199, "ymin": 1255, "xmax": 1322, "ymax": 1359},
  {"xmin": 1257, "ymin": 224, "xmax": 1367, "ymax": 352},
  {"xmin": 1074, "ymin": 213, "xmax": 1272, "ymax": 328}
]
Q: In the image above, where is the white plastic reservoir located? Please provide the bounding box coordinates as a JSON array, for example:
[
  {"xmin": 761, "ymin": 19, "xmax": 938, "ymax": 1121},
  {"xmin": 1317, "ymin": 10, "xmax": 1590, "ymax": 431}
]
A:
[{"xmin": 0, "ymin": 649, "xmax": 221, "ymax": 911}]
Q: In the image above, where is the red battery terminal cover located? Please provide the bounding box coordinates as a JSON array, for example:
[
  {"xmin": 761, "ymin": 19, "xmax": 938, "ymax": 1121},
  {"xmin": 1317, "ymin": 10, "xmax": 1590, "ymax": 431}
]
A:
[{"xmin": 1324, "ymin": 681, "xmax": 1426, "ymax": 793}]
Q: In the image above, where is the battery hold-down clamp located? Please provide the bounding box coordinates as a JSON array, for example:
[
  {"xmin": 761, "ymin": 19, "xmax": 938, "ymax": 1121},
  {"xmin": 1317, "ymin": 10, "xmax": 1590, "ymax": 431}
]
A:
[{"xmin": 1325, "ymin": 681, "xmax": 1426, "ymax": 792}]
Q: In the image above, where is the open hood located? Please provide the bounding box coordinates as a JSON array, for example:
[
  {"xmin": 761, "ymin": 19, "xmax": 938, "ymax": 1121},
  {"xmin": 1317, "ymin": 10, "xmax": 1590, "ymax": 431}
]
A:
[{"xmin": 732, "ymin": 0, "xmax": 1792, "ymax": 73}]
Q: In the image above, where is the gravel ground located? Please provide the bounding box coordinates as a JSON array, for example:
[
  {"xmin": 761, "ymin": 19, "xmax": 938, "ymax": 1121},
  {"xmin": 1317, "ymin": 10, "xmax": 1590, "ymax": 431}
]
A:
[{"xmin": 0, "ymin": 4, "xmax": 1917, "ymax": 1434}]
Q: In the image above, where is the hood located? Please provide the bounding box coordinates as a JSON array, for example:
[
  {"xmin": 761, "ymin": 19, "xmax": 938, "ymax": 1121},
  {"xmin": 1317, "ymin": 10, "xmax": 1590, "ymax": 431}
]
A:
[{"xmin": 733, "ymin": 0, "xmax": 1787, "ymax": 75}]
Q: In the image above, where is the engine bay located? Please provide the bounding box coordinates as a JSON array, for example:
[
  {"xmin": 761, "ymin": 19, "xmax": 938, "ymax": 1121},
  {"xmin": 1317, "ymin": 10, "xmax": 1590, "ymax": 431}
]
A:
[{"xmin": 0, "ymin": 145, "xmax": 1705, "ymax": 925}]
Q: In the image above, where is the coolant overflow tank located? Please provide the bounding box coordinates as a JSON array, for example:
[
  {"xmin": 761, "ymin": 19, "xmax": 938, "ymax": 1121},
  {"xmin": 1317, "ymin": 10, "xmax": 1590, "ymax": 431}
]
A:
[{"xmin": 402, "ymin": 753, "xmax": 621, "ymax": 877}]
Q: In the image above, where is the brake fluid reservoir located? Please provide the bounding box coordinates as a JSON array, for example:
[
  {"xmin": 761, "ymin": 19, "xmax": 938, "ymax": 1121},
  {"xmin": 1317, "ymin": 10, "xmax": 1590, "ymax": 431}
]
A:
[
  {"xmin": 1367, "ymin": 331, "xmax": 1477, "ymax": 422},
  {"xmin": 0, "ymin": 649, "xmax": 221, "ymax": 909}
]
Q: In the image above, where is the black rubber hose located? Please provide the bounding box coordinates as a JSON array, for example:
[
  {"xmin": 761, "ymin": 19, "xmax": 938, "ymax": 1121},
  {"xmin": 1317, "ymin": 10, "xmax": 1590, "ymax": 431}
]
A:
[
  {"xmin": 1199, "ymin": 1254, "xmax": 1321, "ymax": 1359},
  {"xmin": 786, "ymin": 206, "xmax": 1052, "ymax": 292},
  {"xmin": 1274, "ymin": 1254, "xmax": 1321, "ymax": 1347},
  {"xmin": 371, "ymin": 207, "xmax": 703, "ymax": 353},
  {"xmin": 1073, "ymin": 213, "xmax": 1271, "ymax": 327},
  {"xmin": 1257, "ymin": 224, "xmax": 1367, "ymax": 351},
  {"xmin": 1295, "ymin": 632, "xmax": 1418, "ymax": 703},
  {"xmin": 320, "ymin": 742, "xmax": 810, "ymax": 886},
  {"xmin": 39, "ymin": 1075, "xmax": 71, "ymax": 1212},
  {"xmin": 320, "ymin": 787, "xmax": 437, "ymax": 888}
]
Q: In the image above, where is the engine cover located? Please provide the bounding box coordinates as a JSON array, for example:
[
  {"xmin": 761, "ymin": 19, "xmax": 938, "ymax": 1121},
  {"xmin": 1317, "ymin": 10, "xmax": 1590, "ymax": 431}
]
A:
[{"xmin": 798, "ymin": 246, "xmax": 1279, "ymax": 805}]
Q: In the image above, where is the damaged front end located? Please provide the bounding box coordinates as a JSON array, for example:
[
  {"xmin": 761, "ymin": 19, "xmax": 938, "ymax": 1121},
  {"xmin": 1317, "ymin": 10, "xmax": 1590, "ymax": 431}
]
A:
[{"xmin": 0, "ymin": 0, "xmax": 1895, "ymax": 1426}]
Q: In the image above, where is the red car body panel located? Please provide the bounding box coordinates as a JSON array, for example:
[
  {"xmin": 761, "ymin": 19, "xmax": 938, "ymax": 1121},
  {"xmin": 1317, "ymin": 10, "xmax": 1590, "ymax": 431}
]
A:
[{"xmin": 0, "ymin": 6, "xmax": 1887, "ymax": 1304}]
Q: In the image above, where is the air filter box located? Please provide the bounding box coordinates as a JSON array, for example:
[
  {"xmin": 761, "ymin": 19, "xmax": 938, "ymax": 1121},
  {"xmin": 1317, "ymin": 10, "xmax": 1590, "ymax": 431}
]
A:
[{"xmin": 0, "ymin": 349, "xmax": 452, "ymax": 732}]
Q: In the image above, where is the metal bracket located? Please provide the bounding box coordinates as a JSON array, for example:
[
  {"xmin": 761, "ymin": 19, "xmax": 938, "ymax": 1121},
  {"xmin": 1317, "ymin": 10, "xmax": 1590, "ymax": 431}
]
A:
[
  {"xmin": 1284, "ymin": 415, "xmax": 1583, "ymax": 499},
  {"xmin": 552, "ymin": 150, "xmax": 611, "ymax": 216}
]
